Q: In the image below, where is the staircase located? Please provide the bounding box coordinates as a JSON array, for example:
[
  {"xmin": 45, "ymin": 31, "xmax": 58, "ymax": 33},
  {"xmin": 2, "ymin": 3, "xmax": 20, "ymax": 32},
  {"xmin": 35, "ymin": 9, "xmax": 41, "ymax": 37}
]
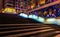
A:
[{"xmin": 0, "ymin": 24, "xmax": 60, "ymax": 37}]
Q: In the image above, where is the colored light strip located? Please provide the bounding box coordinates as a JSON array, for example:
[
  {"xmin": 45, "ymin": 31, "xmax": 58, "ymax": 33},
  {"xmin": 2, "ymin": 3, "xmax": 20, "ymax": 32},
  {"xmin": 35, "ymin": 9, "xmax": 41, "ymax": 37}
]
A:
[
  {"xmin": 19, "ymin": 13, "xmax": 60, "ymax": 25},
  {"xmin": 45, "ymin": 18, "xmax": 56, "ymax": 24},
  {"xmin": 19, "ymin": 13, "xmax": 28, "ymax": 18}
]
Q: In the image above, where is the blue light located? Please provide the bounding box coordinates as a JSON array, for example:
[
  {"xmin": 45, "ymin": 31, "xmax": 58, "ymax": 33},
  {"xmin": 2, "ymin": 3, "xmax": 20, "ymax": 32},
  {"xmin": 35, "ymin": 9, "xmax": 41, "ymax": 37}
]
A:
[
  {"xmin": 28, "ymin": 15, "xmax": 33, "ymax": 18},
  {"xmin": 37, "ymin": 17, "xmax": 45, "ymax": 23},
  {"xmin": 54, "ymin": 19, "xmax": 60, "ymax": 25},
  {"xmin": 28, "ymin": 14, "xmax": 45, "ymax": 23},
  {"xmin": 19, "ymin": 13, "xmax": 28, "ymax": 18},
  {"xmin": 32, "ymin": 15, "xmax": 38, "ymax": 20},
  {"xmin": 54, "ymin": 21, "xmax": 58, "ymax": 24},
  {"xmin": 29, "ymin": 14, "xmax": 38, "ymax": 20}
]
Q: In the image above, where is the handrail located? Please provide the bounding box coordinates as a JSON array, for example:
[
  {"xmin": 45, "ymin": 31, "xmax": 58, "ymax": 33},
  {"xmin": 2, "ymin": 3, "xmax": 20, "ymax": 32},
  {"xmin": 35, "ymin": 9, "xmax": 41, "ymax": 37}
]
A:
[{"xmin": 28, "ymin": 1, "xmax": 60, "ymax": 13}]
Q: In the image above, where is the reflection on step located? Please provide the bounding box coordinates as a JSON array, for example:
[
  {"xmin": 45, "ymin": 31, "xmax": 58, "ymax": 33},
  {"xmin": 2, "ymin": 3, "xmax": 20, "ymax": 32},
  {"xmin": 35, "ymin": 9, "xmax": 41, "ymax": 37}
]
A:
[{"xmin": 0, "ymin": 24, "xmax": 60, "ymax": 37}]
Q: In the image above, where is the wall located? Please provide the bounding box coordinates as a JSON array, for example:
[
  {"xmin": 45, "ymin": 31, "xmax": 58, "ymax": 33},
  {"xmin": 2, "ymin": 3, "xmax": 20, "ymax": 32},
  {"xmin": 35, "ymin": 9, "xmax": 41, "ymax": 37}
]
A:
[{"xmin": 0, "ymin": 0, "xmax": 3, "ymax": 10}]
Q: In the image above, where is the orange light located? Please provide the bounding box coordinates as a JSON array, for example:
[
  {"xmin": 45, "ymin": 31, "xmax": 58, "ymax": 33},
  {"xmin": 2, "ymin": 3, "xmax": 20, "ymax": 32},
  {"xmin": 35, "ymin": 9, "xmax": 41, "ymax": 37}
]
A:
[
  {"xmin": 40, "ymin": 0, "xmax": 45, "ymax": 5},
  {"xmin": 31, "ymin": 4, "xmax": 35, "ymax": 9},
  {"xmin": 2, "ymin": 7, "xmax": 16, "ymax": 14}
]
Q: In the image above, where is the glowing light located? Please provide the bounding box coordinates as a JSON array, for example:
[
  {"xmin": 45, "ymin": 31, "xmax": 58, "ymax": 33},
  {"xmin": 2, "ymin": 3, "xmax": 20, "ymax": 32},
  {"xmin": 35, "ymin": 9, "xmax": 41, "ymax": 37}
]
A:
[
  {"xmin": 43, "ymin": 11, "xmax": 47, "ymax": 16},
  {"xmin": 37, "ymin": 17, "xmax": 45, "ymax": 23},
  {"xmin": 32, "ymin": 15, "xmax": 38, "ymax": 19},
  {"xmin": 29, "ymin": 15, "xmax": 38, "ymax": 19},
  {"xmin": 40, "ymin": 0, "xmax": 45, "ymax": 5},
  {"xmin": 29, "ymin": 14, "xmax": 45, "ymax": 23},
  {"xmin": 45, "ymin": 18, "xmax": 56, "ymax": 24},
  {"xmin": 55, "ymin": 19, "xmax": 60, "ymax": 25},
  {"xmin": 2, "ymin": 7, "xmax": 16, "ymax": 14},
  {"xmin": 19, "ymin": 13, "xmax": 28, "ymax": 18},
  {"xmin": 29, "ymin": 15, "xmax": 33, "ymax": 18},
  {"xmin": 31, "ymin": 4, "xmax": 35, "ymax": 9}
]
